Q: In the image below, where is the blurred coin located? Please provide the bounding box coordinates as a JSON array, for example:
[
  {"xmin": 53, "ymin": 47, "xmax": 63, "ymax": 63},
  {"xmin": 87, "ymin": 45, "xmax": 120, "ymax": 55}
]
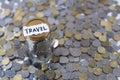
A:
[
  {"xmin": 1, "ymin": 57, "xmax": 10, "ymax": 66},
  {"xmin": 93, "ymin": 67, "xmax": 102, "ymax": 76},
  {"xmin": 13, "ymin": 74, "xmax": 22, "ymax": 80}
]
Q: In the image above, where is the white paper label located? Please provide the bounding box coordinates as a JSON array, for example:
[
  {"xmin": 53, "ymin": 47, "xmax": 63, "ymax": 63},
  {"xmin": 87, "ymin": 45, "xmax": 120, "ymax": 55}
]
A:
[{"xmin": 23, "ymin": 23, "xmax": 49, "ymax": 36}]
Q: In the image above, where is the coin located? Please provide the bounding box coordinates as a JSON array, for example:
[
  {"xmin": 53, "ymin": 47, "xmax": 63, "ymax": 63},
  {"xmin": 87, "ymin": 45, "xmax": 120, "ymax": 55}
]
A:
[
  {"xmin": 59, "ymin": 38, "xmax": 65, "ymax": 46},
  {"xmin": 59, "ymin": 56, "xmax": 68, "ymax": 63},
  {"xmin": 51, "ymin": 9, "xmax": 59, "ymax": 17},
  {"xmin": 4, "ymin": 9, "xmax": 11, "ymax": 16},
  {"xmin": 82, "ymin": 32, "xmax": 90, "ymax": 39},
  {"xmin": 94, "ymin": 53, "xmax": 103, "ymax": 61},
  {"xmin": 0, "ymin": 49, "xmax": 5, "ymax": 56},
  {"xmin": 51, "ymin": 55, "xmax": 59, "ymax": 63},
  {"xmin": 36, "ymin": 12, "xmax": 44, "ymax": 18},
  {"xmin": 94, "ymin": 31, "xmax": 101, "ymax": 38},
  {"xmin": 54, "ymin": 70, "xmax": 61, "ymax": 79},
  {"xmin": 110, "ymin": 60, "xmax": 119, "ymax": 68},
  {"xmin": 45, "ymin": 70, "xmax": 55, "ymax": 79},
  {"xmin": 88, "ymin": 59, "xmax": 96, "ymax": 68},
  {"xmin": 35, "ymin": 70, "xmax": 44, "ymax": 77},
  {"xmin": 69, "ymin": 48, "xmax": 81, "ymax": 57},
  {"xmin": 93, "ymin": 67, "xmax": 102, "ymax": 76},
  {"xmin": 13, "ymin": 74, "xmax": 22, "ymax": 80},
  {"xmin": 74, "ymin": 33, "xmax": 81, "ymax": 40},
  {"xmin": 113, "ymin": 34, "xmax": 120, "ymax": 41},
  {"xmin": 103, "ymin": 64, "xmax": 112, "ymax": 74},
  {"xmin": 97, "ymin": 46, "xmax": 106, "ymax": 54},
  {"xmin": 59, "ymin": 18, "xmax": 67, "ymax": 25},
  {"xmin": 79, "ymin": 72, "xmax": 88, "ymax": 80},
  {"xmin": 1, "ymin": 57, "xmax": 10, "ymax": 66},
  {"xmin": 64, "ymin": 29, "xmax": 73, "ymax": 38},
  {"xmin": 25, "ymin": 1, "xmax": 33, "ymax": 8}
]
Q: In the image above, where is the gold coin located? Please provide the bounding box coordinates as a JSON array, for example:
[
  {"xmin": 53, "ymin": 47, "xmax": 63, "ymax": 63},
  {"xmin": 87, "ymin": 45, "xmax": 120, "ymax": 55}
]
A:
[
  {"xmin": 35, "ymin": 3, "xmax": 44, "ymax": 11},
  {"xmin": 0, "ymin": 49, "xmax": 6, "ymax": 56},
  {"xmin": 49, "ymin": 0, "xmax": 56, "ymax": 7},
  {"xmin": 88, "ymin": 59, "xmax": 96, "ymax": 68},
  {"xmin": 87, "ymin": 66, "xmax": 93, "ymax": 73},
  {"xmin": 56, "ymin": 24, "xmax": 64, "ymax": 30},
  {"xmin": 0, "ymin": 39, "xmax": 6, "ymax": 46},
  {"xmin": 82, "ymin": 32, "xmax": 90, "ymax": 39},
  {"xmin": 93, "ymin": 68, "xmax": 102, "ymax": 76},
  {"xmin": 113, "ymin": 34, "xmax": 120, "ymax": 41},
  {"xmin": 59, "ymin": 18, "xmax": 67, "ymax": 25},
  {"xmin": 59, "ymin": 38, "xmax": 65, "ymax": 46},
  {"xmin": 13, "ymin": 74, "xmax": 22, "ymax": 80},
  {"xmin": 99, "ymin": 35, "xmax": 107, "ymax": 42},
  {"xmin": 36, "ymin": 12, "xmax": 44, "ymax": 18},
  {"xmin": 25, "ymin": 1, "xmax": 33, "ymax": 8},
  {"xmin": 51, "ymin": 55, "xmax": 59, "ymax": 63},
  {"xmin": 4, "ymin": 9, "xmax": 11, "ymax": 16},
  {"xmin": 1, "ymin": 77, "xmax": 9, "ymax": 80},
  {"xmin": 80, "ymin": 47, "xmax": 89, "ymax": 53},
  {"xmin": 110, "ymin": 60, "xmax": 118, "ymax": 68},
  {"xmin": 64, "ymin": 29, "xmax": 73, "ymax": 38},
  {"xmin": 2, "ymin": 57, "xmax": 10, "ymax": 66},
  {"xmin": 109, "ymin": 5, "xmax": 116, "ymax": 10},
  {"xmin": 52, "ymin": 9, "xmax": 59, "ymax": 17},
  {"xmin": 103, "ymin": 64, "xmax": 112, "ymax": 74},
  {"xmin": 23, "ymin": 18, "xmax": 50, "ymax": 41},
  {"xmin": 94, "ymin": 31, "xmax": 101, "ymax": 38},
  {"xmin": 54, "ymin": 70, "xmax": 61, "ymax": 79},
  {"xmin": 97, "ymin": 46, "xmax": 106, "ymax": 54},
  {"xmin": 74, "ymin": 33, "xmax": 81, "ymax": 40},
  {"xmin": 108, "ymin": 16, "xmax": 116, "ymax": 23},
  {"xmin": 51, "ymin": 32, "xmax": 58, "ymax": 39},
  {"xmin": 94, "ymin": 53, "xmax": 103, "ymax": 61},
  {"xmin": 75, "ymin": 62, "xmax": 80, "ymax": 70},
  {"xmin": 83, "ymin": 23, "xmax": 90, "ymax": 30},
  {"xmin": 5, "ymin": 48, "xmax": 14, "ymax": 57},
  {"xmin": 102, "ymin": 52, "xmax": 109, "ymax": 59},
  {"xmin": 79, "ymin": 72, "xmax": 88, "ymax": 80}
]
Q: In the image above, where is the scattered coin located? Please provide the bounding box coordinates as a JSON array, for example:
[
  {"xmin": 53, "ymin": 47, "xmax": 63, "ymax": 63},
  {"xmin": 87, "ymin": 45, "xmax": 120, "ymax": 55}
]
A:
[
  {"xmin": 79, "ymin": 72, "xmax": 88, "ymax": 80},
  {"xmin": 13, "ymin": 74, "xmax": 23, "ymax": 80},
  {"xmin": 1, "ymin": 57, "xmax": 10, "ymax": 66},
  {"xmin": 59, "ymin": 38, "xmax": 65, "ymax": 46},
  {"xmin": 110, "ymin": 60, "xmax": 119, "ymax": 68},
  {"xmin": 54, "ymin": 69, "xmax": 61, "ymax": 79},
  {"xmin": 35, "ymin": 70, "xmax": 44, "ymax": 78},
  {"xmin": 45, "ymin": 70, "xmax": 55, "ymax": 79},
  {"xmin": 59, "ymin": 56, "xmax": 68, "ymax": 64},
  {"xmin": 93, "ymin": 67, "xmax": 102, "ymax": 76},
  {"xmin": 69, "ymin": 48, "xmax": 81, "ymax": 57},
  {"xmin": 94, "ymin": 53, "xmax": 103, "ymax": 61},
  {"xmin": 97, "ymin": 46, "xmax": 106, "ymax": 54},
  {"xmin": 64, "ymin": 29, "xmax": 73, "ymax": 38},
  {"xmin": 103, "ymin": 64, "xmax": 112, "ymax": 74},
  {"xmin": 0, "ymin": 49, "xmax": 6, "ymax": 56},
  {"xmin": 74, "ymin": 33, "xmax": 81, "ymax": 40}
]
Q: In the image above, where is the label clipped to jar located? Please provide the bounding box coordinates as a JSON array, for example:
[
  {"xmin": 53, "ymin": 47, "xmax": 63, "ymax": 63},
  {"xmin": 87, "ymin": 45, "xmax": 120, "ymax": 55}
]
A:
[{"xmin": 23, "ymin": 23, "xmax": 50, "ymax": 36}]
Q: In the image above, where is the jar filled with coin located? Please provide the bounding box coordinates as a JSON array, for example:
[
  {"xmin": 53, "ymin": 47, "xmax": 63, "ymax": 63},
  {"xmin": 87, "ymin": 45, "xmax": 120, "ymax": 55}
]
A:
[{"xmin": 23, "ymin": 18, "xmax": 58, "ymax": 69}]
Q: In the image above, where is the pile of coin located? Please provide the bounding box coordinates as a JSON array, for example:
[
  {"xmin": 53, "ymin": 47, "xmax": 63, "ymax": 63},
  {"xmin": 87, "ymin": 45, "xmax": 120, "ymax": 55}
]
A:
[{"xmin": 0, "ymin": 0, "xmax": 120, "ymax": 79}]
